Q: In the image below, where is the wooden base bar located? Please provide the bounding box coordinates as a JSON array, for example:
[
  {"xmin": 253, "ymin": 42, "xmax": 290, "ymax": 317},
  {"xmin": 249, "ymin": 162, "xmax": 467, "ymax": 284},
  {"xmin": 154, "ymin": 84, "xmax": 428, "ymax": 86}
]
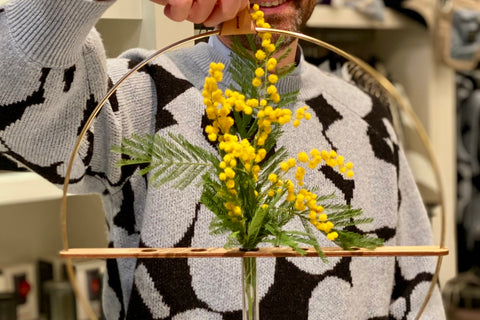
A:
[{"xmin": 60, "ymin": 246, "xmax": 448, "ymax": 259}]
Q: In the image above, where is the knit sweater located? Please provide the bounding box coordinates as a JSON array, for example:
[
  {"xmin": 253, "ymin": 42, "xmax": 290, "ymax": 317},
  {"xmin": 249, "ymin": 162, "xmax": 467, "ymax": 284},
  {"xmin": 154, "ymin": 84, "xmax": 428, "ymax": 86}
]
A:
[{"xmin": 0, "ymin": 0, "xmax": 445, "ymax": 319}]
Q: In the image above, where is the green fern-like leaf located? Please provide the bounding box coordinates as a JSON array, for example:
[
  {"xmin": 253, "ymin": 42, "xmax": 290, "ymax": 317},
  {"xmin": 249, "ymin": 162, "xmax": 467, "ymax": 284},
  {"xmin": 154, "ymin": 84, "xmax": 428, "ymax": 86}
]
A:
[
  {"xmin": 299, "ymin": 217, "xmax": 327, "ymax": 261},
  {"xmin": 229, "ymin": 38, "xmax": 258, "ymax": 99},
  {"xmin": 232, "ymin": 111, "xmax": 255, "ymax": 139},
  {"xmin": 200, "ymin": 174, "xmax": 228, "ymax": 214},
  {"xmin": 264, "ymin": 224, "xmax": 321, "ymax": 257},
  {"xmin": 231, "ymin": 35, "xmax": 257, "ymax": 63},
  {"xmin": 276, "ymin": 90, "xmax": 300, "ymax": 108},
  {"xmin": 256, "ymin": 146, "xmax": 288, "ymax": 189},
  {"xmin": 334, "ymin": 230, "xmax": 384, "ymax": 250},
  {"xmin": 111, "ymin": 132, "xmax": 218, "ymax": 190},
  {"xmin": 245, "ymin": 207, "xmax": 268, "ymax": 249},
  {"xmin": 332, "ymin": 218, "xmax": 375, "ymax": 228}
]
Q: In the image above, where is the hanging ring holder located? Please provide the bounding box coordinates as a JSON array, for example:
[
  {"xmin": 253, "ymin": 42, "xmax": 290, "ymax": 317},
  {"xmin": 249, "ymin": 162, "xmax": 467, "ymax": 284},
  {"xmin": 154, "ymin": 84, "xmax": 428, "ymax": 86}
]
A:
[{"xmin": 59, "ymin": 8, "xmax": 448, "ymax": 320}]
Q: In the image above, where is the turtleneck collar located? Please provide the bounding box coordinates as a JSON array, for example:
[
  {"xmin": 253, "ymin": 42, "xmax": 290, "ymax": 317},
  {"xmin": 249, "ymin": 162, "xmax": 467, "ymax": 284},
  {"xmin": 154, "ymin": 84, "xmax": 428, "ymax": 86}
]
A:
[
  {"xmin": 208, "ymin": 35, "xmax": 304, "ymax": 71},
  {"xmin": 208, "ymin": 35, "xmax": 304, "ymax": 93}
]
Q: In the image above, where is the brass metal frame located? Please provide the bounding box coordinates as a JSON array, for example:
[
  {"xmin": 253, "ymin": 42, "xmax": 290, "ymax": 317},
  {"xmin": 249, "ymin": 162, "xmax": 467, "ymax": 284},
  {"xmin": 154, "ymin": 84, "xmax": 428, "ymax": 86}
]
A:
[{"xmin": 60, "ymin": 28, "xmax": 448, "ymax": 320}]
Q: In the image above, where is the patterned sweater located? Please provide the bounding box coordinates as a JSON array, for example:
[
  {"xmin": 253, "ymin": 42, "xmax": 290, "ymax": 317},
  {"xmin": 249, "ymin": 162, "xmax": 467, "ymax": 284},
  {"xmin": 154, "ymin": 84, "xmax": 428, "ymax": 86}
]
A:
[{"xmin": 0, "ymin": 0, "xmax": 445, "ymax": 319}]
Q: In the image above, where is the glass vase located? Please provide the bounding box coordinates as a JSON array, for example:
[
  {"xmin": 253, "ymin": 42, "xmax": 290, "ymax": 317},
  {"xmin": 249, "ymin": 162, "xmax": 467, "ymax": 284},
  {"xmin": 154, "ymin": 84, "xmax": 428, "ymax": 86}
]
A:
[{"xmin": 242, "ymin": 257, "xmax": 259, "ymax": 320}]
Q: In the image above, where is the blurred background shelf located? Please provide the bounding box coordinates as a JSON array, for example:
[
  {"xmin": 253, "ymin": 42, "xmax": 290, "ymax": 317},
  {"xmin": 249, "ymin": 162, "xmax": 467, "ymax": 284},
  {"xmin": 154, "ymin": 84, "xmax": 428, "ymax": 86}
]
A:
[
  {"xmin": 0, "ymin": 172, "xmax": 62, "ymax": 206},
  {"xmin": 308, "ymin": 5, "xmax": 420, "ymax": 29}
]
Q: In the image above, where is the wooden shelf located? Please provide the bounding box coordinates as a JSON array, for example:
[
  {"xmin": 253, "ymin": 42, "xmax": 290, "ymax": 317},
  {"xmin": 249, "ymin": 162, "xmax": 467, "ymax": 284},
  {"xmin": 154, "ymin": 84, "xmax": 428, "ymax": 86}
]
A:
[
  {"xmin": 0, "ymin": 172, "xmax": 62, "ymax": 206},
  {"xmin": 60, "ymin": 246, "xmax": 449, "ymax": 259}
]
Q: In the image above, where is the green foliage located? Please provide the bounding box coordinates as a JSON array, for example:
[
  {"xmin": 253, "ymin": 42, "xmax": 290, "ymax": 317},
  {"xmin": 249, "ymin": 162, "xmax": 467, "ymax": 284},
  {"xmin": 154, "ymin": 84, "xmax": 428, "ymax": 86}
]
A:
[
  {"xmin": 201, "ymin": 174, "xmax": 243, "ymax": 234},
  {"xmin": 265, "ymin": 224, "xmax": 317, "ymax": 254},
  {"xmin": 245, "ymin": 207, "xmax": 268, "ymax": 249},
  {"xmin": 256, "ymin": 147, "xmax": 288, "ymax": 188},
  {"xmin": 299, "ymin": 218, "xmax": 327, "ymax": 261},
  {"xmin": 276, "ymin": 90, "xmax": 299, "ymax": 108},
  {"xmin": 334, "ymin": 230, "xmax": 384, "ymax": 250},
  {"xmin": 111, "ymin": 132, "xmax": 218, "ymax": 190}
]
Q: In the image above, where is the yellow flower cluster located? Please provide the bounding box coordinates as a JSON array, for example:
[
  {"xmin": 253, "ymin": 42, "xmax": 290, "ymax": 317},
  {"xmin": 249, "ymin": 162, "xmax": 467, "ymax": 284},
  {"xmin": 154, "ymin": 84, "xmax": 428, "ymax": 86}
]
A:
[
  {"xmin": 299, "ymin": 188, "xmax": 338, "ymax": 240},
  {"xmin": 226, "ymin": 89, "xmax": 253, "ymax": 115},
  {"xmin": 225, "ymin": 201, "xmax": 242, "ymax": 220},
  {"xmin": 250, "ymin": 4, "xmax": 279, "ymax": 103},
  {"xmin": 275, "ymin": 148, "xmax": 354, "ymax": 240},
  {"xmin": 309, "ymin": 209, "xmax": 338, "ymax": 241},
  {"xmin": 264, "ymin": 168, "xmax": 339, "ymax": 241},
  {"xmin": 266, "ymin": 173, "xmax": 284, "ymax": 198},
  {"xmin": 256, "ymin": 105, "xmax": 292, "ymax": 146},
  {"xmin": 250, "ymin": 5, "xmax": 297, "ymax": 149},
  {"xmin": 251, "ymin": 4, "xmax": 275, "ymax": 52},
  {"xmin": 300, "ymin": 149, "xmax": 354, "ymax": 178},
  {"xmin": 200, "ymin": 5, "xmax": 357, "ymax": 242},
  {"xmin": 218, "ymin": 133, "xmax": 259, "ymax": 190},
  {"xmin": 203, "ymin": 62, "xmax": 235, "ymax": 141},
  {"xmin": 293, "ymin": 106, "xmax": 312, "ymax": 128}
]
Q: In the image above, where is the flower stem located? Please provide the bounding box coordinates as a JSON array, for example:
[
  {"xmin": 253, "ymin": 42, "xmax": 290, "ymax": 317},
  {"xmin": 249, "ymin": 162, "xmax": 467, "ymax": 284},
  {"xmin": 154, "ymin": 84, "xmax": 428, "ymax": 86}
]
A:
[{"xmin": 242, "ymin": 257, "xmax": 258, "ymax": 320}]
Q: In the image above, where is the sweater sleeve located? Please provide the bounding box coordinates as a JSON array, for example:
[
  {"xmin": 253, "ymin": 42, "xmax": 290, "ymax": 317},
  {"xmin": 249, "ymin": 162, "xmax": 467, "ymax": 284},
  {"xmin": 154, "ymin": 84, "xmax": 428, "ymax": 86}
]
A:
[
  {"xmin": 0, "ymin": 0, "xmax": 126, "ymax": 193},
  {"xmin": 390, "ymin": 148, "xmax": 446, "ymax": 319}
]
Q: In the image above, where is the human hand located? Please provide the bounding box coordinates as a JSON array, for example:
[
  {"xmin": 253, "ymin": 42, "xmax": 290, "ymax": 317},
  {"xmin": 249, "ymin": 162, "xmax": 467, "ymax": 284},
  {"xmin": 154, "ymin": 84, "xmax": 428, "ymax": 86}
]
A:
[{"xmin": 150, "ymin": 0, "xmax": 250, "ymax": 27}]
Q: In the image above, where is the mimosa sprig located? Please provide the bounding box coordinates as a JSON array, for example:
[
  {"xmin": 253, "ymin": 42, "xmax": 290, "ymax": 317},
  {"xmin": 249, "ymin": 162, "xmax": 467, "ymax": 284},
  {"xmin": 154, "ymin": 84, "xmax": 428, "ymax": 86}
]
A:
[{"xmin": 111, "ymin": 5, "xmax": 383, "ymax": 260}]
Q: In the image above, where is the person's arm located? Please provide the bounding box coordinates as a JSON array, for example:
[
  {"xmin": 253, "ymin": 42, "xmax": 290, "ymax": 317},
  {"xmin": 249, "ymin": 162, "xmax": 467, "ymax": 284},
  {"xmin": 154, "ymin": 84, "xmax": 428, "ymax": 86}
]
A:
[
  {"xmin": 0, "ymin": 0, "xmax": 114, "ymax": 192},
  {"xmin": 0, "ymin": 0, "xmax": 250, "ymax": 195}
]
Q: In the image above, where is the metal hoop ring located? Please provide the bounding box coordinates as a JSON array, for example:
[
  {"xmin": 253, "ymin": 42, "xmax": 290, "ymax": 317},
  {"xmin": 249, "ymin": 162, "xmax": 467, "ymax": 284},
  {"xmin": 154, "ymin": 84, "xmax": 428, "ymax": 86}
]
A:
[{"xmin": 60, "ymin": 28, "xmax": 446, "ymax": 320}]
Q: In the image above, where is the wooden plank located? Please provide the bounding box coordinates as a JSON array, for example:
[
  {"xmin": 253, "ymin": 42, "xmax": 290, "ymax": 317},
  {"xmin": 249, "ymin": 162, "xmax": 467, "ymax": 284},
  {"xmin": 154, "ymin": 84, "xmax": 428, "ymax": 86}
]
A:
[{"xmin": 60, "ymin": 246, "xmax": 448, "ymax": 259}]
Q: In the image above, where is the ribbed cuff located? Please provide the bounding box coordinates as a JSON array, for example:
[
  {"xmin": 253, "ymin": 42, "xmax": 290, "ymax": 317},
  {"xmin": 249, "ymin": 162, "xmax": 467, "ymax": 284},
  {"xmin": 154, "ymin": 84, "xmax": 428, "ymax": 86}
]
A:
[{"xmin": 6, "ymin": 0, "xmax": 114, "ymax": 67}]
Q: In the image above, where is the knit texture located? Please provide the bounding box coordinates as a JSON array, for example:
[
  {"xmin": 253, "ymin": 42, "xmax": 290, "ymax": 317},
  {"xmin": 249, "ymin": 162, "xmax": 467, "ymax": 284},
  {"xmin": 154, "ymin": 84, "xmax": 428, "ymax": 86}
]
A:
[{"xmin": 0, "ymin": 0, "xmax": 445, "ymax": 319}]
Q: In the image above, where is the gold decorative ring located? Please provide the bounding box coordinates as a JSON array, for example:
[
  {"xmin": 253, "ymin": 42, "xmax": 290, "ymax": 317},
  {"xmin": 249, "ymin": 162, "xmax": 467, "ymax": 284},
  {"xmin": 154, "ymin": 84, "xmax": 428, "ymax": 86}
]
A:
[{"xmin": 60, "ymin": 28, "xmax": 447, "ymax": 320}]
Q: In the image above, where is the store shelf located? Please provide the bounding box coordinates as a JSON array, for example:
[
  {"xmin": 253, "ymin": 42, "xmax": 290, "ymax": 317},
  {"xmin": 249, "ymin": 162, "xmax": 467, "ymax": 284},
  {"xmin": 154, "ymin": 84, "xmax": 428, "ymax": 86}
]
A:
[
  {"xmin": 307, "ymin": 5, "xmax": 421, "ymax": 29},
  {"xmin": 0, "ymin": 172, "xmax": 62, "ymax": 206}
]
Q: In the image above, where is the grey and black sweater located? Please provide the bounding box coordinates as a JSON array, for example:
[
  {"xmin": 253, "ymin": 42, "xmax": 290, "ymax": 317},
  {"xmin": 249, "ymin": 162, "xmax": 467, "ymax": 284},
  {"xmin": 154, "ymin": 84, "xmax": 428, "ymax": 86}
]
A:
[{"xmin": 0, "ymin": 0, "xmax": 445, "ymax": 319}]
